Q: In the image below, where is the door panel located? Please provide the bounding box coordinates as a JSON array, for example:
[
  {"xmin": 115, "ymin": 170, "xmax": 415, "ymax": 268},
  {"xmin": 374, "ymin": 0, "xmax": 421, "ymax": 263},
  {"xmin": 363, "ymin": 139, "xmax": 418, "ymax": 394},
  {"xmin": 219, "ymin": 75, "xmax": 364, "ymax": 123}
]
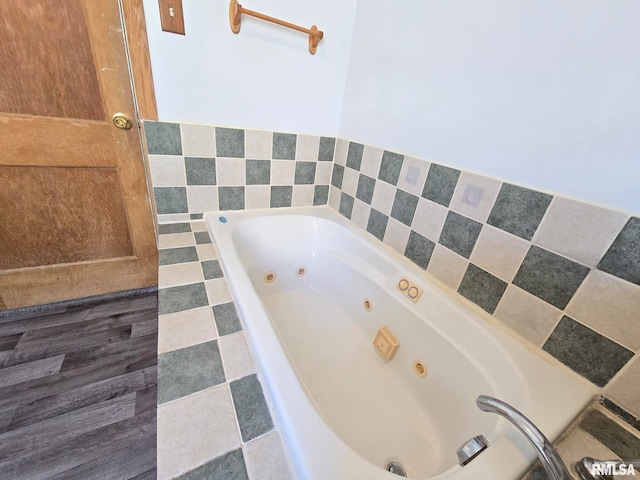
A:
[
  {"xmin": 0, "ymin": 166, "xmax": 134, "ymax": 269},
  {"xmin": 0, "ymin": 0, "xmax": 104, "ymax": 120},
  {"xmin": 0, "ymin": 1, "xmax": 158, "ymax": 309}
]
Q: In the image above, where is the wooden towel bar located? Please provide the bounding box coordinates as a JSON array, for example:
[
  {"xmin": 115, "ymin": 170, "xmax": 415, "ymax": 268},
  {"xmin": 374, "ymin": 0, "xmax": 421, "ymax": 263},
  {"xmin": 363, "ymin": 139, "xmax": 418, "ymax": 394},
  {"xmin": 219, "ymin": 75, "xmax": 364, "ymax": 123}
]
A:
[{"xmin": 229, "ymin": 0, "xmax": 324, "ymax": 55}]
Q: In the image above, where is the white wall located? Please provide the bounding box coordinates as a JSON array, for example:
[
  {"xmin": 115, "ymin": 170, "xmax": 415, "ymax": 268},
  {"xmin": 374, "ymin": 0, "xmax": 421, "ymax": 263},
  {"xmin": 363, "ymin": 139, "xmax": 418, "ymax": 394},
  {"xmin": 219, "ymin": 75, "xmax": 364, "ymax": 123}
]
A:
[
  {"xmin": 142, "ymin": 0, "xmax": 356, "ymax": 135},
  {"xmin": 339, "ymin": 1, "xmax": 640, "ymax": 214}
]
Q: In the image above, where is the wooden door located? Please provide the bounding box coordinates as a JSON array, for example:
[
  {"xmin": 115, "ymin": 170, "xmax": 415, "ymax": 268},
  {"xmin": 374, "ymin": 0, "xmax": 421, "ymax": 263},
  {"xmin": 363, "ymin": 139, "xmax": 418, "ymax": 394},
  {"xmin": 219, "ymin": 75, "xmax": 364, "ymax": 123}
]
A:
[{"xmin": 0, "ymin": 1, "xmax": 158, "ymax": 310}]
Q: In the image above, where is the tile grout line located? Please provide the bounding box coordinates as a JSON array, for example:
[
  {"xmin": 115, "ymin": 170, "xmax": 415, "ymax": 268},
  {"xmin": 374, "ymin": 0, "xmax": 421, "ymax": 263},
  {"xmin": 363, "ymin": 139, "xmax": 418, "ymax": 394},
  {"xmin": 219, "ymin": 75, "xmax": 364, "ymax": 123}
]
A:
[{"xmin": 602, "ymin": 351, "xmax": 639, "ymax": 390}]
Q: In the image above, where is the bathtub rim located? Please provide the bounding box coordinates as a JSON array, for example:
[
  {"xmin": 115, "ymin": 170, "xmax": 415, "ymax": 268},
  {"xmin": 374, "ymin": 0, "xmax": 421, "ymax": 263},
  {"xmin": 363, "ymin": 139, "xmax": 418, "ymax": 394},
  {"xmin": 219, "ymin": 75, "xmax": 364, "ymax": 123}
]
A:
[{"xmin": 204, "ymin": 206, "xmax": 595, "ymax": 480}]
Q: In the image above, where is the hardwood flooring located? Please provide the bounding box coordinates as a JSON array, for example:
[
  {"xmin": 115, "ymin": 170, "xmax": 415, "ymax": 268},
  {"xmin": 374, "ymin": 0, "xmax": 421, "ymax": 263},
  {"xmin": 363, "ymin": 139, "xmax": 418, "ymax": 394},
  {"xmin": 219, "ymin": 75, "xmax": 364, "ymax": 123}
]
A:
[{"xmin": 0, "ymin": 290, "xmax": 157, "ymax": 479}]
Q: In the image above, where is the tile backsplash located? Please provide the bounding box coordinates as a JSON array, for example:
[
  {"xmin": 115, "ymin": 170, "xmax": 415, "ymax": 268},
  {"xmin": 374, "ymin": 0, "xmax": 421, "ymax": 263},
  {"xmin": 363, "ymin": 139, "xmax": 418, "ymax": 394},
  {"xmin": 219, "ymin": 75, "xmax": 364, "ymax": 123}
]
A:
[
  {"xmin": 143, "ymin": 121, "xmax": 334, "ymax": 223},
  {"xmin": 326, "ymin": 138, "xmax": 640, "ymax": 423},
  {"xmin": 143, "ymin": 120, "xmax": 640, "ymax": 426}
]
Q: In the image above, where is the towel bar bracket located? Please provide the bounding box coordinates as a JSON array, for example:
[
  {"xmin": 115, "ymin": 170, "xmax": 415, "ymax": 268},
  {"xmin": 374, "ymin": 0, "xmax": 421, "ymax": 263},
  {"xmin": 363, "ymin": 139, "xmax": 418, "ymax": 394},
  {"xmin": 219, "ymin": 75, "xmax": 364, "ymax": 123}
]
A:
[{"xmin": 229, "ymin": 0, "xmax": 242, "ymax": 34}]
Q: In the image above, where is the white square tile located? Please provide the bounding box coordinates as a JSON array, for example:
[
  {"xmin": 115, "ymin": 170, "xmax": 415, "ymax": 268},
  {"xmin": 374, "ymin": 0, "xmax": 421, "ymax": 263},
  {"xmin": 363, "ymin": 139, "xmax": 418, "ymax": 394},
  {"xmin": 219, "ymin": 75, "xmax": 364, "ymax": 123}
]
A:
[
  {"xmin": 205, "ymin": 278, "xmax": 233, "ymax": 305},
  {"xmin": 158, "ymin": 232, "xmax": 195, "ymax": 249},
  {"xmin": 157, "ymin": 386, "xmax": 241, "ymax": 479},
  {"xmin": 360, "ymin": 146, "xmax": 384, "ymax": 178},
  {"xmin": 566, "ymin": 270, "xmax": 640, "ymax": 351},
  {"xmin": 218, "ymin": 332, "xmax": 257, "ymax": 380},
  {"xmin": 197, "ymin": 243, "xmax": 218, "ymax": 261},
  {"xmin": 246, "ymin": 185, "xmax": 271, "ymax": 209},
  {"xmin": 244, "ymin": 431, "xmax": 294, "ymax": 480},
  {"xmin": 449, "ymin": 171, "xmax": 502, "ymax": 223},
  {"xmin": 158, "ymin": 307, "xmax": 217, "ymax": 354},
  {"xmin": 328, "ymin": 186, "xmax": 340, "ymax": 211},
  {"xmin": 411, "ymin": 198, "xmax": 448, "ymax": 243},
  {"xmin": 245, "ymin": 129, "xmax": 272, "ymax": 159},
  {"xmin": 216, "ymin": 158, "xmax": 245, "ymax": 186},
  {"xmin": 494, "ymin": 285, "xmax": 562, "ymax": 346},
  {"xmin": 342, "ymin": 167, "xmax": 359, "ymax": 197},
  {"xmin": 315, "ymin": 162, "xmax": 333, "ymax": 185},
  {"xmin": 295, "ymin": 135, "xmax": 320, "ymax": 161},
  {"xmin": 149, "ymin": 155, "xmax": 186, "ymax": 187},
  {"xmin": 351, "ymin": 198, "xmax": 371, "ymax": 230},
  {"xmin": 470, "ymin": 225, "xmax": 530, "ymax": 282},
  {"xmin": 158, "ymin": 213, "xmax": 191, "ymax": 223},
  {"xmin": 334, "ymin": 138, "xmax": 349, "ymax": 166},
  {"xmin": 292, "ymin": 185, "xmax": 314, "ymax": 207},
  {"xmin": 187, "ymin": 186, "xmax": 218, "ymax": 213},
  {"xmin": 427, "ymin": 244, "xmax": 468, "ymax": 291},
  {"xmin": 606, "ymin": 357, "xmax": 640, "ymax": 419},
  {"xmin": 383, "ymin": 218, "xmax": 411, "ymax": 255},
  {"xmin": 555, "ymin": 426, "xmax": 618, "ymax": 471},
  {"xmin": 533, "ymin": 197, "xmax": 629, "ymax": 267},
  {"xmin": 181, "ymin": 123, "xmax": 216, "ymax": 157},
  {"xmin": 370, "ymin": 181, "xmax": 396, "ymax": 215},
  {"xmin": 271, "ymin": 160, "xmax": 295, "ymax": 185},
  {"xmin": 159, "ymin": 262, "xmax": 203, "ymax": 288},
  {"xmin": 397, "ymin": 156, "xmax": 430, "ymax": 197},
  {"xmin": 191, "ymin": 220, "xmax": 208, "ymax": 232}
]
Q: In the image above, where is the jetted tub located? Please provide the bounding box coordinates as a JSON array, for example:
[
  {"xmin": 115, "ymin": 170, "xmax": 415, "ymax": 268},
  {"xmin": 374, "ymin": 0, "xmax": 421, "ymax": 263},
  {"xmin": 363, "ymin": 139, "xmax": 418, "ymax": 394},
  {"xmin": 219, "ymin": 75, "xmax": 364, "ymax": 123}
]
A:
[{"xmin": 204, "ymin": 206, "xmax": 593, "ymax": 480}]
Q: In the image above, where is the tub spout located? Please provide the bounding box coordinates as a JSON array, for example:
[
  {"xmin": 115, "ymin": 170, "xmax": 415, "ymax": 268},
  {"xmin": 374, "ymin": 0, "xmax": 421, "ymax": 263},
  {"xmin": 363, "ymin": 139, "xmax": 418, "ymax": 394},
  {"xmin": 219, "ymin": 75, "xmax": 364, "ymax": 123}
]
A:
[{"xmin": 476, "ymin": 395, "xmax": 572, "ymax": 480}]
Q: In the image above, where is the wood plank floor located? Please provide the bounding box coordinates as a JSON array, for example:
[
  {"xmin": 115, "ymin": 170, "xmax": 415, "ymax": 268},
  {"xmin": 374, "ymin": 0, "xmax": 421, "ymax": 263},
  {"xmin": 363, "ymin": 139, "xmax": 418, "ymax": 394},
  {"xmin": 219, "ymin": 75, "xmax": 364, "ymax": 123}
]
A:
[{"xmin": 0, "ymin": 290, "xmax": 157, "ymax": 479}]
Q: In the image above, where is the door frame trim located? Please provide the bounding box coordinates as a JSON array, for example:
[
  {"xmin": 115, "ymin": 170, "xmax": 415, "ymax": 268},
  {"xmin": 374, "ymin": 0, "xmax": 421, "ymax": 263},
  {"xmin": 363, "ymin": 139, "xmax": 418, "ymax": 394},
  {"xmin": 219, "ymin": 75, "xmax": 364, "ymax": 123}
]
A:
[{"xmin": 120, "ymin": 0, "xmax": 158, "ymax": 122}]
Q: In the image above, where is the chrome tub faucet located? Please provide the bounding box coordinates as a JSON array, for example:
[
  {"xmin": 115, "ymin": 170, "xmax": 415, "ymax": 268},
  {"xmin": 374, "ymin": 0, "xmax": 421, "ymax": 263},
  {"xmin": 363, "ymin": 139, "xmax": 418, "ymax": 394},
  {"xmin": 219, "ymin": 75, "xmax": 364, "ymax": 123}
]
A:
[{"xmin": 476, "ymin": 395, "xmax": 572, "ymax": 480}]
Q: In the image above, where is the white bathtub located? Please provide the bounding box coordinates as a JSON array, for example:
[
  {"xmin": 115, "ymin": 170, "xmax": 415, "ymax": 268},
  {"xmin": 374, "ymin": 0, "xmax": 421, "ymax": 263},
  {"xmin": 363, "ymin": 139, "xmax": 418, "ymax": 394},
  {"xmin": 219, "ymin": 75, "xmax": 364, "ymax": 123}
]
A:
[{"xmin": 205, "ymin": 206, "xmax": 593, "ymax": 480}]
